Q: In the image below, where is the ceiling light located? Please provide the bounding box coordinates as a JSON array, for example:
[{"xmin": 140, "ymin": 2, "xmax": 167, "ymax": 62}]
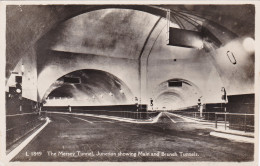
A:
[{"xmin": 243, "ymin": 37, "xmax": 255, "ymax": 53}]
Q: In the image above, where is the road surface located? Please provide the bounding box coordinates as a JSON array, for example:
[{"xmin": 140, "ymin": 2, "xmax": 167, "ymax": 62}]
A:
[{"xmin": 11, "ymin": 112, "xmax": 254, "ymax": 161}]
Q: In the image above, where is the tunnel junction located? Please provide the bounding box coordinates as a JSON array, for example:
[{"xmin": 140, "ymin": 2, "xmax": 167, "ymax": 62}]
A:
[{"xmin": 4, "ymin": 4, "xmax": 256, "ymax": 162}]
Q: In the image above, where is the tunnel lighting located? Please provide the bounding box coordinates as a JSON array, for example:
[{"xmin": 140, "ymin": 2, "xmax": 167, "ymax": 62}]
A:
[
  {"xmin": 192, "ymin": 40, "xmax": 204, "ymax": 49},
  {"xmin": 243, "ymin": 37, "xmax": 255, "ymax": 53},
  {"xmin": 16, "ymin": 88, "xmax": 21, "ymax": 93}
]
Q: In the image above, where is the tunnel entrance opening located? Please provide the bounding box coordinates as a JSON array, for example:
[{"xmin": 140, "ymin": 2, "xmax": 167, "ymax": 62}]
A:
[
  {"xmin": 43, "ymin": 69, "xmax": 134, "ymax": 106},
  {"xmin": 153, "ymin": 78, "xmax": 202, "ymax": 110}
]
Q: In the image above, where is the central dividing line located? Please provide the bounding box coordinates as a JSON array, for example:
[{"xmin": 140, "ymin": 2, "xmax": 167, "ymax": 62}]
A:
[
  {"xmin": 165, "ymin": 113, "xmax": 177, "ymax": 123},
  {"xmin": 167, "ymin": 112, "xmax": 199, "ymax": 123},
  {"xmin": 91, "ymin": 120, "xmax": 114, "ymax": 123},
  {"xmin": 69, "ymin": 116, "xmax": 93, "ymax": 124}
]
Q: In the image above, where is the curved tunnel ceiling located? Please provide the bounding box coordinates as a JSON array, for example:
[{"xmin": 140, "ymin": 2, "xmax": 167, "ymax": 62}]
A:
[
  {"xmin": 6, "ymin": 5, "xmax": 254, "ymax": 78},
  {"xmin": 37, "ymin": 7, "xmax": 237, "ymax": 61},
  {"xmin": 38, "ymin": 9, "xmax": 171, "ymax": 60},
  {"xmin": 5, "ymin": 5, "xmax": 255, "ymax": 107}
]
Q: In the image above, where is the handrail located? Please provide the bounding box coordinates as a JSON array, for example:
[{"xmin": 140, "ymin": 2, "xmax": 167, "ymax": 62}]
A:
[
  {"xmin": 215, "ymin": 113, "xmax": 254, "ymax": 116},
  {"xmin": 171, "ymin": 111, "xmax": 254, "ymax": 116}
]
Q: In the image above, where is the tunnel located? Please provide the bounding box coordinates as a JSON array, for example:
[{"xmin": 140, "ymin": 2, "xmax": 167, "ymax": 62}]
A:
[
  {"xmin": 44, "ymin": 69, "xmax": 133, "ymax": 106},
  {"xmin": 4, "ymin": 4, "xmax": 256, "ymax": 162}
]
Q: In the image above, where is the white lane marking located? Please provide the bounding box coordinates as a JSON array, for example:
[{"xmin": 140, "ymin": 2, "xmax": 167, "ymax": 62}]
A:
[
  {"xmin": 6, "ymin": 117, "xmax": 51, "ymax": 161},
  {"xmin": 69, "ymin": 116, "xmax": 93, "ymax": 124},
  {"xmin": 165, "ymin": 112, "xmax": 187, "ymax": 123},
  {"xmin": 48, "ymin": 112, "xmax": 162, "ymax": 124},
  {"xmin": 58, "ymin": 116, "xmax": 71, "ymax": 124},
  {"xmin": 6, "ymin": 112, "xmax": 37, "ymax": 117},
  {"xmin": 164, "ymin": 113, "xmax": 176, "ymax": 123}
]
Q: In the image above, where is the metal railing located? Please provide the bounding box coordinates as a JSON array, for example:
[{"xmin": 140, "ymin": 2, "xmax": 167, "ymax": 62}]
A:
[
  {"xmin": 172, "ymin": 111, "xmax": 254, "ymax": 132},
  {"xmin": 173, "ymin": 111, "xmax": 216, "ymax": 121}
]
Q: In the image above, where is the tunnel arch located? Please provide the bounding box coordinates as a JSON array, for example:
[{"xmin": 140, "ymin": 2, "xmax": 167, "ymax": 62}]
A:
[
  {"xmin": 43, "ymin": 69, "xmax": 134, "ymax": 105},
  {"xmin": 152, "ymin": 78, "xmax": 202, "ymax": 109},
  {"xmin": 37, "ymin": 50, "xmax": 139, "ymax": 102},
  {"xmin": 6, "ymin": 5, "xmax": 254, "ymax": 103}
]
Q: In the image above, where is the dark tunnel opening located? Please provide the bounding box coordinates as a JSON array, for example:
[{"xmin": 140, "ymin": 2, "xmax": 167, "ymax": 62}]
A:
[{"xmin": 44, "ymin": 69, "xmax": 133, "ymax": 106}]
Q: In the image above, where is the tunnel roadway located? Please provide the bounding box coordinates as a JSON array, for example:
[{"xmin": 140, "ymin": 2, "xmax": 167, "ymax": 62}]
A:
[{"xmin": 11, "ymin": 112, "xmax": 254, "ymax": 162}]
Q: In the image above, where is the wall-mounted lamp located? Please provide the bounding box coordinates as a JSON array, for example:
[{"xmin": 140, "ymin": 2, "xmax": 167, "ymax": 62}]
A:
[
  {"xmin": 21, "ymin": 64, "xmax": 25, "ymax": 75},
  {"xmin": 109, "ymin": 92, "xmax": 113, "ymax": 96}
]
